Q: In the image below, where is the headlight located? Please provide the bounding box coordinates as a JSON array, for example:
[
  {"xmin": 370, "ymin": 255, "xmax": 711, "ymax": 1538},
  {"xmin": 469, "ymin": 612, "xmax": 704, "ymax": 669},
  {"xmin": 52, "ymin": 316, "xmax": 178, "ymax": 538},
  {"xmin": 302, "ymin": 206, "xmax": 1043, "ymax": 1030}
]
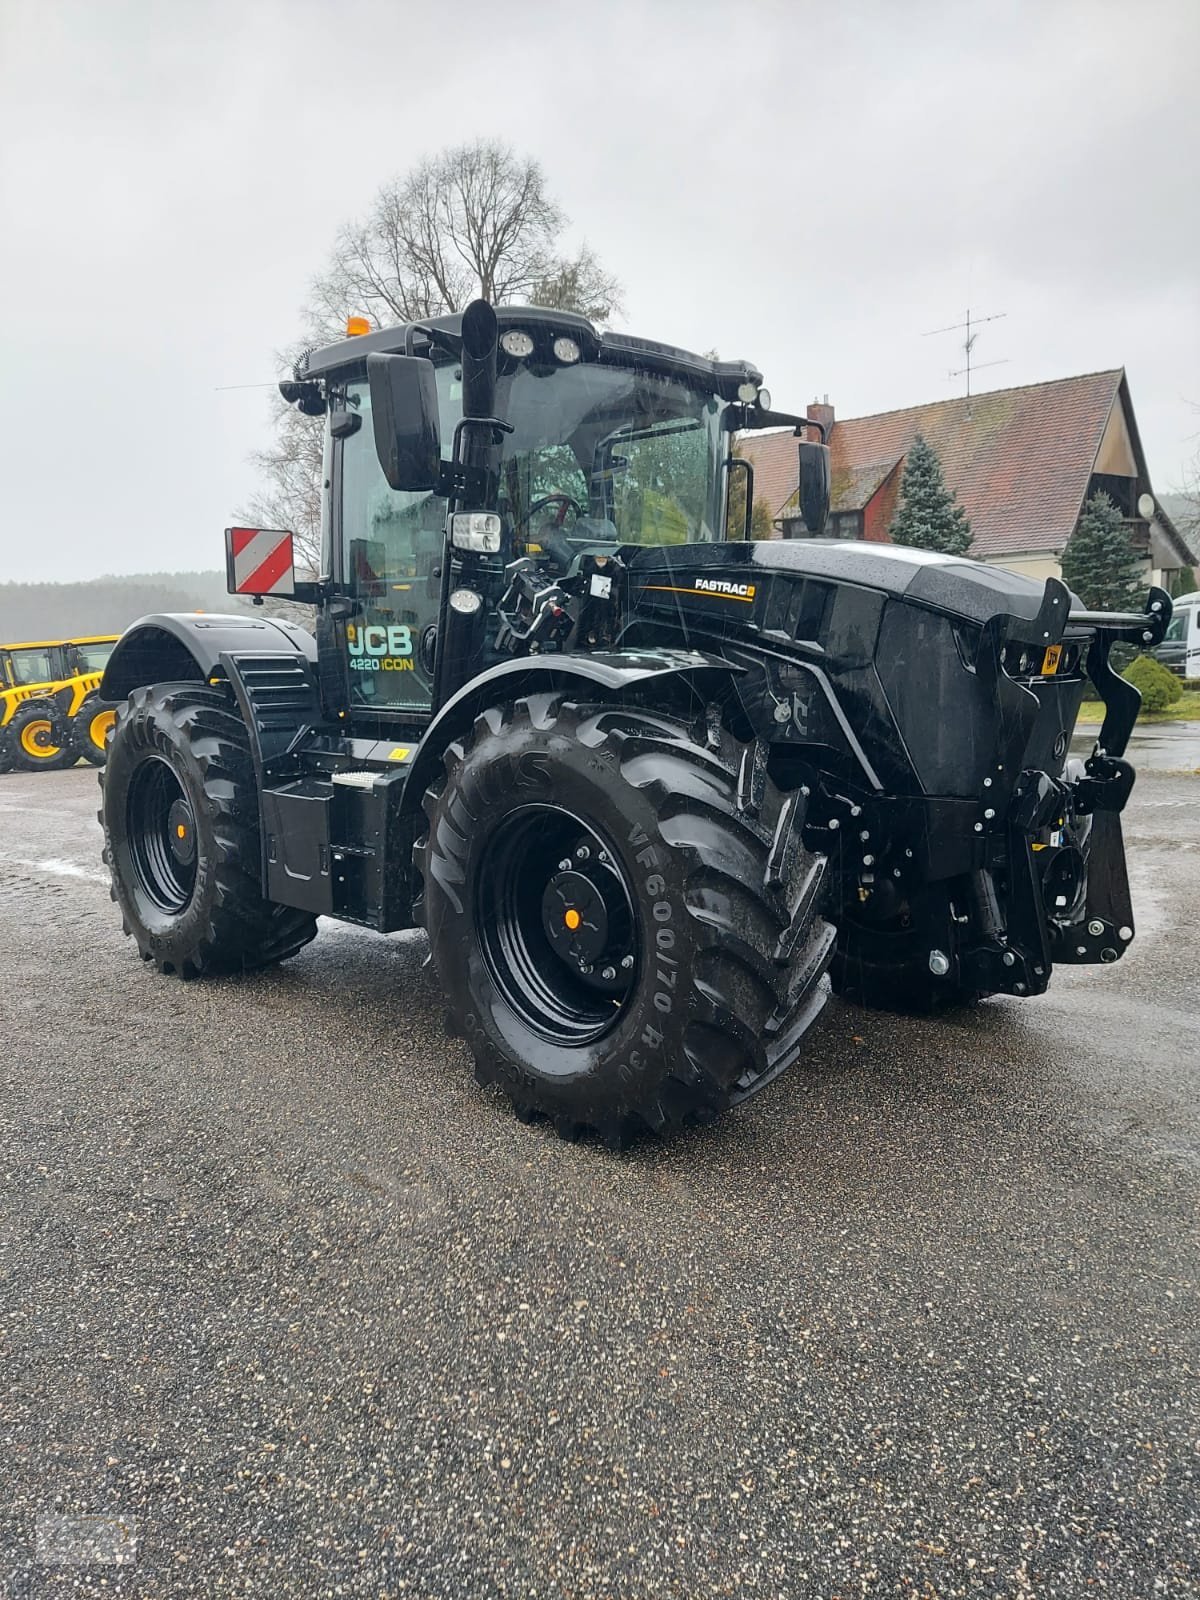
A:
[
  {"xmin": 449, "ymin": 587, "xmax": 483, "ymax": 614},
  {"xmin": 552, "ymin": 337, "xmax": 581, "ymax": 365},
  {"xmin": 450, "ymin": 512, "xmax": 502, "ymax": 553},
  {"xmin": 500, "ymin": 330, "xmax": 534, "ymax": 358}
]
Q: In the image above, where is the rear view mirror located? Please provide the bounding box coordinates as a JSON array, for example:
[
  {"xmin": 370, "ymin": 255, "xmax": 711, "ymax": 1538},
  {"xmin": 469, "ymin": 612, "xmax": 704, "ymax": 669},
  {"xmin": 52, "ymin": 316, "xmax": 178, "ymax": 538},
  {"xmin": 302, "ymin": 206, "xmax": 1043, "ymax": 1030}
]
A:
[
  {"xmin": 226, "ymin": 527, "xmax": 297, "ymax": 598},
  {"xmin": 798, "ymin": 441, "xmax": 830, "ymax": 535},
  {"xmin": 367, "ymin": 352, "xmax": 442, "ymax": 492}
]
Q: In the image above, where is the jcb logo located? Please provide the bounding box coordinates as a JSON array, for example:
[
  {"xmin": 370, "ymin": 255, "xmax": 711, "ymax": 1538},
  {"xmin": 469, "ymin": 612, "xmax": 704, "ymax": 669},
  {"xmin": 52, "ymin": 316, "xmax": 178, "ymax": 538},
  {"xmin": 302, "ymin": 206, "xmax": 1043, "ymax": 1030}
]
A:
[{"xmin": 348, "ymin": 623, "xmax": 414, "ymax": 673}]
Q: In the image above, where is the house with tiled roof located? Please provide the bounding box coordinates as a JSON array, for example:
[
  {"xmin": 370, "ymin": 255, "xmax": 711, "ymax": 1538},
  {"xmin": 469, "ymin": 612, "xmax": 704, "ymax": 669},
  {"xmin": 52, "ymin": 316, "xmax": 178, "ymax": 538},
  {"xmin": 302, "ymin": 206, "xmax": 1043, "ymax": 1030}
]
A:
[{"xmin": 738, "ymin": 370, "xmax": 1195, "ymax": 589}]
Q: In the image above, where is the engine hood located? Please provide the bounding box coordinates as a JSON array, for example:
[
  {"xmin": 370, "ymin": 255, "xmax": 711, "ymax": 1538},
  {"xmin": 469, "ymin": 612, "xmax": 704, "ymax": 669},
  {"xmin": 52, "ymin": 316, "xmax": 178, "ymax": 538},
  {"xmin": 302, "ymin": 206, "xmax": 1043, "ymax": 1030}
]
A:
[{"xmin": 628, "ymin": 539, "xmax": 1077, "ymax": 628}]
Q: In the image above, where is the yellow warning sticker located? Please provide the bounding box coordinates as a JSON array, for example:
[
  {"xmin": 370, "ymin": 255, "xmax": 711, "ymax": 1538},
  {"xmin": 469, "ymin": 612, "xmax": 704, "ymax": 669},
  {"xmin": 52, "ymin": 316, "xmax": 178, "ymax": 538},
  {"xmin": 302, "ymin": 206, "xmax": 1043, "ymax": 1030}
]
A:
[
  {"xmin": 388, "ymin": 746, "xmax": 412, "ymax": 762},
  {"xmin": 1041, "ymin": 644, "xmax": 1063, "ymax": 676}
]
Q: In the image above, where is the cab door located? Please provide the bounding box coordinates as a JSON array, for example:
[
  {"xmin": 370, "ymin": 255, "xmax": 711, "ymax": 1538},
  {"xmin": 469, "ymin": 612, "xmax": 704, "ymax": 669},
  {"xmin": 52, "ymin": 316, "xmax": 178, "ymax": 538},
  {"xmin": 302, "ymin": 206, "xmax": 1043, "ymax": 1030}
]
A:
[{"xmin": 334, "ymin": 372, "xmax": 460, "ymax": 721}]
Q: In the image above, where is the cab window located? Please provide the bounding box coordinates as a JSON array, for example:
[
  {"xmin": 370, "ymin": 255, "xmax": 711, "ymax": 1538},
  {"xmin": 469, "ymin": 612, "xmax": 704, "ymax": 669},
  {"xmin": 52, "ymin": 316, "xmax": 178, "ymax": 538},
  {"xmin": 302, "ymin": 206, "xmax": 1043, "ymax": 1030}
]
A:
[{"xmin": 7, "ymin": 648, "xmax": 57, "ymax": 686}]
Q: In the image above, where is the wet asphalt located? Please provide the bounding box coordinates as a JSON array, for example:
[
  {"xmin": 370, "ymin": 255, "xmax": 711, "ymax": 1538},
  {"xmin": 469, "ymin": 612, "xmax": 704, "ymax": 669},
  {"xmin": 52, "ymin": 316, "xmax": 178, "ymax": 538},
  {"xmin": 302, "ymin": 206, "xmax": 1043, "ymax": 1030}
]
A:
[
  {"xmin": 1073, "ymin": 720, "xmax": 1200, "ymax": 774},
  {"xmin": 0, "ymin": 766, "xmax": 1196, "ymax": 1598}
]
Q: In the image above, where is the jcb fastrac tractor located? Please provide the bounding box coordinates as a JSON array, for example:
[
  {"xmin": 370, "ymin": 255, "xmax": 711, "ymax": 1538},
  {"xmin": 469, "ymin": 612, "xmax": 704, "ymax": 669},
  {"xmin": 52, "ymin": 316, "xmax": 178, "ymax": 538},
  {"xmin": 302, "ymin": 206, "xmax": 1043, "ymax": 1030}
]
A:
[
  {"xmin": 0, "ymin": 636, "xmax": 119, "ymax": 773},
  {"xmin": 98, "ymin": 302, "xmax": 1168, "ymax": 1144}
]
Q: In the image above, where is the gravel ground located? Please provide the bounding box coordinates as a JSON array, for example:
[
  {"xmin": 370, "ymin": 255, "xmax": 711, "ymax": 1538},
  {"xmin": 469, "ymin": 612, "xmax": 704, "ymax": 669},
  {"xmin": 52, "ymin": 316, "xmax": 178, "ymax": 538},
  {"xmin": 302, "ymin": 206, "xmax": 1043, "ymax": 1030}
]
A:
[{"xmin": 0, "ymin": 766, "xmax": 1196, "ymax": 1598}]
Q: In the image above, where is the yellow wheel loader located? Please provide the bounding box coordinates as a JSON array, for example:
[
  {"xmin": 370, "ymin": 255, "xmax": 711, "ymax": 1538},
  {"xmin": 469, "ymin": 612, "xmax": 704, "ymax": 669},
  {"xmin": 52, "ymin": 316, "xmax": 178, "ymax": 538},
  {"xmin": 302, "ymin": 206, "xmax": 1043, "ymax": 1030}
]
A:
[{"xmin": 0, "ymin": 635, "xmax": 119, "ymax": 773}]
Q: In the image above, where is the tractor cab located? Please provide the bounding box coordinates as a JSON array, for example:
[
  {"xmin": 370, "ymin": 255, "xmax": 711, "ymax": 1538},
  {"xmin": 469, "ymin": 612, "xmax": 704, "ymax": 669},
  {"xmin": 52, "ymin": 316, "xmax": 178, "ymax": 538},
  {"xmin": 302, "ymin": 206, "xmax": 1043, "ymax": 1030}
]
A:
[
  {"xmin": 0, "ymin": 636, "xmax": 118, "ymax": 691},
  {"xmin": 1, "ymin": 641, "xmax": 65, "ymax": 690},
  {"xmin": 229, "ymin": 305, "xmax": 830, "ymax": 730}
]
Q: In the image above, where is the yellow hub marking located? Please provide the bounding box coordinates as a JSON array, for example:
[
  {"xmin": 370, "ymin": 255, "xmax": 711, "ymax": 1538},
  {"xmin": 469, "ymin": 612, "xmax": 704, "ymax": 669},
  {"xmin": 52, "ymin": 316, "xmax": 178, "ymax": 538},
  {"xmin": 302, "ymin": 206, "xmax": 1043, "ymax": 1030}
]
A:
[
  {"xmin": 564, "ymin": 908, "xmax": 581, "ymax": 931},
  {"xmin": 176, "ymin": 824, "xmax": 187, "ymax": 839}
]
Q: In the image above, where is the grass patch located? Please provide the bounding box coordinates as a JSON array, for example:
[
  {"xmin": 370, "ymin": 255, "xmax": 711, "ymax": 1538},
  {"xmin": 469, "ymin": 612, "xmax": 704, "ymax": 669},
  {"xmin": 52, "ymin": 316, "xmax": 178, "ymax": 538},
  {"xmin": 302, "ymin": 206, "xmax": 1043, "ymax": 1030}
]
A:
[{"xmin": 1077, "ymin": 691, "xmax": 1200, "ymax": 724}]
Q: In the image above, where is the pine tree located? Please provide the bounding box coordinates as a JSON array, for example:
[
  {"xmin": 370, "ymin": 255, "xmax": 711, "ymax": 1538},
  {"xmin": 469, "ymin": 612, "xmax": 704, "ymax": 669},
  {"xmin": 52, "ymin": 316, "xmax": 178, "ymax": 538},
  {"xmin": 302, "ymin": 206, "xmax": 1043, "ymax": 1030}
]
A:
[
  {"xmin": 1061, "ymin": 490, "xmax": 1141, "ymax": 612},
  {"xmin": 888, "ymin": 433, "xmax": 972, "ymax": 556}
]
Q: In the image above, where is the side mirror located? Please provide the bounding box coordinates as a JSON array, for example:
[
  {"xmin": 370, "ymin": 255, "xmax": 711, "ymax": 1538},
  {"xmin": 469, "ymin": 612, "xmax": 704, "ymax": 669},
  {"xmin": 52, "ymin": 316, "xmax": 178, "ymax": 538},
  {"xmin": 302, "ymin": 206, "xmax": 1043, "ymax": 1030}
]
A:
[
  {"xmin": 226, "ymin": 526, "xmax": 298, "ymax": 598},
  {"xmin": 798, "ymin": 440, "xmax": 830, "ymax": 535},
  {"xmin": 366, "ymin": 352, "xmax": 441, "ymax": 492}
]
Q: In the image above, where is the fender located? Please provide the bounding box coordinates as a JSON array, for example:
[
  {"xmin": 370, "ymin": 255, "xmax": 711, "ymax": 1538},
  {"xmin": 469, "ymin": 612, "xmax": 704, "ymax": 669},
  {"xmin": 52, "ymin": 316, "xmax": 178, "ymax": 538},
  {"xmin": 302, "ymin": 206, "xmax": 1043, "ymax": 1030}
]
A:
[
  {"xmin": 402, "ymin": 647, "xmax": 742, "ymax": 820},
  {"xmin": 101, "ymin": 613, "xmax": 317, "ymax": 702}
]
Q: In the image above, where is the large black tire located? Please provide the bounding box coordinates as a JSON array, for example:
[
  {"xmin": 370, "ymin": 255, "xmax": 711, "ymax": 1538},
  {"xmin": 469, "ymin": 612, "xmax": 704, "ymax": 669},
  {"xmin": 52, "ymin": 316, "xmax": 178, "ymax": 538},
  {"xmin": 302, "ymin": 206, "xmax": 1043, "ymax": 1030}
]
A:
[
  {"xmin": 9, "ymin": 700, "xmax": 74, "ymax": 772},
  {"xmin": 100, "ymin": 682, "xmax": 318, "ymax": 977},
  {"xmin": 830, "ymin": 883, "xmax": 984, "ymax": 1013},
  {"xmin": 73, "ymin": 693, "xmax": 117, "ymax": 766},
  {"xmin": 417, "ymin": 695, "xmax": 835, "ymax": 1144}
]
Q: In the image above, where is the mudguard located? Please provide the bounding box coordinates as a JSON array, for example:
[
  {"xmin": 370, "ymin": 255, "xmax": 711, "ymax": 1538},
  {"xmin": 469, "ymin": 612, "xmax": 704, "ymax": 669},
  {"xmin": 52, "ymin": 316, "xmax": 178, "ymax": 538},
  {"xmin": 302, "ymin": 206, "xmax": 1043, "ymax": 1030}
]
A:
[
  {"xmin": 400, "ymin": 647, "xmax": 742, "ymax": 821},
  {"xmin": 101, "ymin": 613, "xmax": 317, "ymax": 702}
]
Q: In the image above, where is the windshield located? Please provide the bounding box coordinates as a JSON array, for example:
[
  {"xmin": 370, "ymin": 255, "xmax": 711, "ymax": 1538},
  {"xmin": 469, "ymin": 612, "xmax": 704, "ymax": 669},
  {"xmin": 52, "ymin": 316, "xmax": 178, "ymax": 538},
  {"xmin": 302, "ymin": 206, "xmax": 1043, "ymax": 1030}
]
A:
[
  {"xmin": 72, "ymin": 642, "xmax": 115, "ymax": 675},
  {"xmin": 495, "ymin": 362, "xmax": 727, "ymax": 549}
]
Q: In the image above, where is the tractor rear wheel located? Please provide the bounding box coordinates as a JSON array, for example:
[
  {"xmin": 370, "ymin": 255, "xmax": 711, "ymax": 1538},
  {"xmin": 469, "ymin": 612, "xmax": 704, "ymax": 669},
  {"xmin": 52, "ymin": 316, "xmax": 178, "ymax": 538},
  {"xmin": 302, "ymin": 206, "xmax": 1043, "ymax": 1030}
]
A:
[
  {"xmin": 9, "ymin": 701, "xmax": 74, "ymax": 772},
  {"xmin": 73, "ymin": 693, "xmax": 117, "ymax": 766},
  {"xmin": 100, "ymin": 682, "xmax": 318, "ymax": 976},
  {"xmin": 417, "ymin": 695, "xmax": 835, "ymax": 1144}
]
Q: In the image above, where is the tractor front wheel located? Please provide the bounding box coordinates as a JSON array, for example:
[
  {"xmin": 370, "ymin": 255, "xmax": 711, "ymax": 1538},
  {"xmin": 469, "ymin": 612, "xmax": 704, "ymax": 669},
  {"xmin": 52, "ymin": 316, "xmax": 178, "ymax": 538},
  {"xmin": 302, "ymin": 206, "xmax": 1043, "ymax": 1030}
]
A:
[
  {"xmin": 101, "ymin": 682, "xmax": 318, "ymax": 976},
  {"xmin": 73, "ymin": 693, "xmax": 117, "ymax": 766},
  {"xmin": 418, "ymin": 695, "xmax": 835, "ymax": 1144},
  {"xmin": 9, "ymin": 701, "xmax": 74, "ymax": 772}
]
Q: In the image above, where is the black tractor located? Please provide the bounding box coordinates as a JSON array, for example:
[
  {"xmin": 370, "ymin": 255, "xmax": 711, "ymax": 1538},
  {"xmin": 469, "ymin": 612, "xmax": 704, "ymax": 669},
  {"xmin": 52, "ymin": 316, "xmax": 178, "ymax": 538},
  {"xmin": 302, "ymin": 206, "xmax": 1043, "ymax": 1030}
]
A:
[{"xmin": 98, "ymin": 301, "xmax": 1169, "ymax": 1144}]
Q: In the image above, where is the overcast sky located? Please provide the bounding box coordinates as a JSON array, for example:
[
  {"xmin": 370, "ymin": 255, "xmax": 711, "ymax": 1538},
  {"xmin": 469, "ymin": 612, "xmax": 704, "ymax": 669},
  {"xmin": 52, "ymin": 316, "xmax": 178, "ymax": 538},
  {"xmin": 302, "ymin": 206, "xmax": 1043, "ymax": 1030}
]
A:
[{"xmin": 1, "ymin": 0, "xmax": 1196, "ymax": 583}]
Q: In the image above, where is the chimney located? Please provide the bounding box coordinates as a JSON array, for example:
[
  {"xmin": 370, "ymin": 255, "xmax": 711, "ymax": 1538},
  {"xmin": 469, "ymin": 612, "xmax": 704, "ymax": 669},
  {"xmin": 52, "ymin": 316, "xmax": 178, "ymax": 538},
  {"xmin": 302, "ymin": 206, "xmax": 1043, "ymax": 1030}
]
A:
[{"xmin": 806, "ymin": 395, "xmax": 834, "ymax": 438}]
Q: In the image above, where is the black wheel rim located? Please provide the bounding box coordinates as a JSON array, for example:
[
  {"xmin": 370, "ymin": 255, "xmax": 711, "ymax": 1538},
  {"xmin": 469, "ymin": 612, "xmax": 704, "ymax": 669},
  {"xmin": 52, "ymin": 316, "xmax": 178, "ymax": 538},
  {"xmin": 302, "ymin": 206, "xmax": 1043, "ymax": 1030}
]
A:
[
  {"xmin": 476, "ymin": 805, "xmax": 638, "ymax": 1047},
  {"xmin": 127, "ymin": 757, "xmax": 198, "ymax": 914}
]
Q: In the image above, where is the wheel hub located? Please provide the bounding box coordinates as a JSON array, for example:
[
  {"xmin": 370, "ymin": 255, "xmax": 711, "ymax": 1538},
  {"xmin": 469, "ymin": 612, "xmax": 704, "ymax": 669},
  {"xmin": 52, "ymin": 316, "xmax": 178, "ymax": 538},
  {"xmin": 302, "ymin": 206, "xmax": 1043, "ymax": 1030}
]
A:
[
  {"xmin": 167, "ymin": 798, "xmax": 196, "ymax": 866},
  {"xmin": 542, "ymin": 869, "xmax": 614, "ymax": 966}
]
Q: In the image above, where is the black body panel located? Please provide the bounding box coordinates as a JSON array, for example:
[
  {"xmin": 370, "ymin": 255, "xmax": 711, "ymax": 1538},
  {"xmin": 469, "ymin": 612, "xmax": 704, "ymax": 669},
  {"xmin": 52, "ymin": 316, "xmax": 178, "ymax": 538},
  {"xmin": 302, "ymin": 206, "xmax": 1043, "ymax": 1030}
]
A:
[{"xmin": 102, "ymin": 613, "xmax": 317, "ymax": 702}]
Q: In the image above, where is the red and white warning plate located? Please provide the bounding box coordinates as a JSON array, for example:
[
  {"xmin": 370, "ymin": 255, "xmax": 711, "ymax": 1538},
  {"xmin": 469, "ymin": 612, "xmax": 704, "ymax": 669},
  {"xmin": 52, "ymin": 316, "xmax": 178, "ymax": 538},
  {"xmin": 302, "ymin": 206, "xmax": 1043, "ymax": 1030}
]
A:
[{"xmin": 226, "ymin": 527, "xmax": 295, "ymax": 595}]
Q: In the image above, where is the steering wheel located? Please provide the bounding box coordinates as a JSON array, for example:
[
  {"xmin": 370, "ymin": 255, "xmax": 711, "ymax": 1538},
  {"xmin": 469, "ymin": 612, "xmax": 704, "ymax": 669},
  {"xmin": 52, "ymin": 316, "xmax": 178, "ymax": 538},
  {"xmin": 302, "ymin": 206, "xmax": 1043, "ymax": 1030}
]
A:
[{"xmin": 520, "ymin": 493, "xmax": 585, "ymax": 535}]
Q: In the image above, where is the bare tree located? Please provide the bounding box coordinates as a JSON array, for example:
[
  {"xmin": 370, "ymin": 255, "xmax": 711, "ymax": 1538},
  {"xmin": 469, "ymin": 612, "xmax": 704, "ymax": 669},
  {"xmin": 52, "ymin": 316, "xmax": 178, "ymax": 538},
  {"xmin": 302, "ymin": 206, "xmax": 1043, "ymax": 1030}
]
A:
[
  {"xmin": 241, "ymin": 141, "xmax": 622, "ymax": 554},
  {"xmin": 241, "ymin": 378, "xmax": 324, "ymax": 578},
  {"xmin": 309, "ymin": 139, "xmax": 621, "ymax": 337}
]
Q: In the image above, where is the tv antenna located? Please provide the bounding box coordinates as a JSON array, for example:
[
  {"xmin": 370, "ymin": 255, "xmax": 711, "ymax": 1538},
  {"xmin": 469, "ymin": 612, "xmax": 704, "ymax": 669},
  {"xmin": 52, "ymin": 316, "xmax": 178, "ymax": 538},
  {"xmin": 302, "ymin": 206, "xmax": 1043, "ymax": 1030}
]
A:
[{"xmin": 923, "ymin": 307, "xmax": 1008, "ymax": 400}]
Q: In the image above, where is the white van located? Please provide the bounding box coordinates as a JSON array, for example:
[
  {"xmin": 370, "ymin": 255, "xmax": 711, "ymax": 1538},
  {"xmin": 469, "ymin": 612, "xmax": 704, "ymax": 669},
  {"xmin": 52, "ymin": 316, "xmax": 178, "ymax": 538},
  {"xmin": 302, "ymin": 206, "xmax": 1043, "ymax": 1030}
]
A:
[{"xmin": 1154, "ymin": 592, "xmax": 1200, "ymax": 678}]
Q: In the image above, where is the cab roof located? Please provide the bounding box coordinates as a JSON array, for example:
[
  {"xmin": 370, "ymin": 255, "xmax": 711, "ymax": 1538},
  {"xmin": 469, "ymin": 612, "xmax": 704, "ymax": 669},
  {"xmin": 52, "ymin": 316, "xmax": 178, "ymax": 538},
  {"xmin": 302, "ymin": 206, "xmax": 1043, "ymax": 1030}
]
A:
[
  {"xmin": 1, "ymin": 635, "xmax": 119, "ymax": 651},
  {"xmin": 294, "ymin": 304, "xmax": 763, "ymax": 401}
]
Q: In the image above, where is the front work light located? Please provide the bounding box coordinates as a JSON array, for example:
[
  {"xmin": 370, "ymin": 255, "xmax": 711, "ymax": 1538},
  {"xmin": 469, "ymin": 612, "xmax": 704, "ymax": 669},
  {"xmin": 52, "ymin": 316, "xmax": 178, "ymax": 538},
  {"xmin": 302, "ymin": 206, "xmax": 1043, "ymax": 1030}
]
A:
[
  {"xmin": 500, "ymin": 330, "xmax": 534, "ymax": 358},
  {"xmin": 553, "ymin": 337, "xmax": 581, "ymax": 364},
  {"xmin": 450, "ymin": 512, "xmax": 502, "ymax": 553}
]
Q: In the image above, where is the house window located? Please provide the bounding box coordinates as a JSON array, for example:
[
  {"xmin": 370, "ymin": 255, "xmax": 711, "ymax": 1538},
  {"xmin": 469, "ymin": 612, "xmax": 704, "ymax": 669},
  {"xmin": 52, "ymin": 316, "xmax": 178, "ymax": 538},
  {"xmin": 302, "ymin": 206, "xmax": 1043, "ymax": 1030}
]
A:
[
  {"xmin": 780, "ymin": 509, "xmax": 863, "ymax": 540},
  {"xmin": 1088, "ymin": 473, "xmax": 1137, "ymax": 519}
]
